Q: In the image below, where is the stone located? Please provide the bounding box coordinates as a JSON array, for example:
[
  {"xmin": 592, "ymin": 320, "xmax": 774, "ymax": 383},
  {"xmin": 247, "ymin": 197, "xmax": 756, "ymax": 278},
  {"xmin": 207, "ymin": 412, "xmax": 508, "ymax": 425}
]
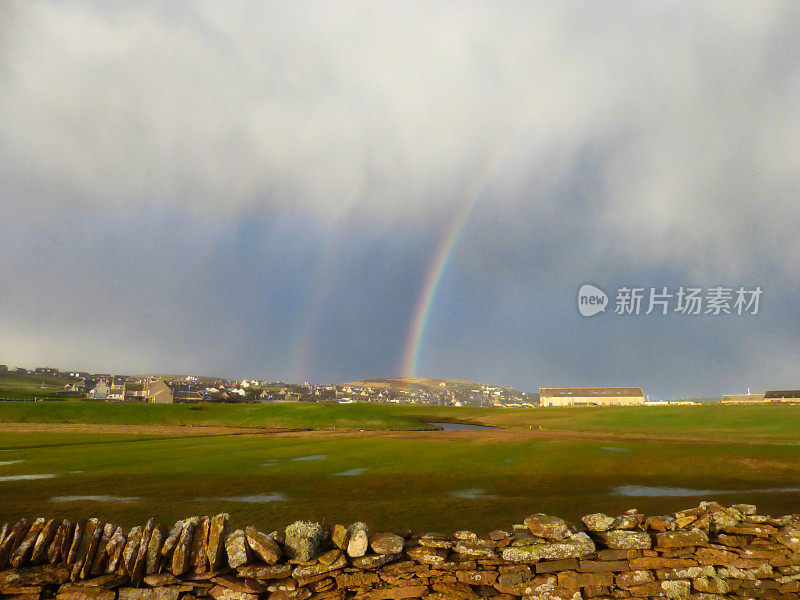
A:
[
  {"xmin": 405, "ymin": 546, "xmax": 448, "ymax": 565},
  {"xmin": 211, "ymin": 575, "xmax": 267, "ymax": 594},
  {"xmin": 160, "ymin": 521, "xmax": 184, "ymax": 560},
  {"xmin": 146, "ymin": 524, "xmax": 168, "ymax": 575},
  {"xmin": 611, "ymin": 514, "xmax": 640, "ymax": 530},
  {"xmin": 88, "ymin": 523, "xmax": 115, "ymax": 576},
  {"xmin": 615, "ymin": 570, "xmax": 654, "ymax": 588},
  {"xmin": 346, "ymin": 522, "xmax": 370, "ymax": 558},
  {"xmin": 244, "ymin": 526, "xmax": 281, "ymax": 564},
  {"xmin": 501, "ymin": 533, "xmax": 595, "ymax": 562},
  {"xmin": 291, "ymin": 555, "xmax": 347, "ymax": 579},
  {"xmin": 121, "ymin": 526, "xmax": 142, "ymax": 575},
  {"xmin": 581, "ymin": 513, "xmax": 615, "ymax": 532},
  {"xmin": 0, "ymin": 564, "xmax": 71, "ymax": 586},
  {"xmin": 171, "ymin": 519, "xmax": 196, "ymax": 576},
  {"xmin": 452, "ymin": 540, "xmax": 495, "ymax": 557},
  {"xmin": 364, "ymin": 585, "xmax": 429, "ymax": 599},
  {"xmin": 557, "ymin": 570, "xmax": 613, "ymax": 588},
  {"xmin": 225, "ymin": 529, "xmax": 251, "ymax": 569},
  {"xmin": 57, "ymin": 585, "xmax": 115, "ymax": 600},
  {"xmin": 655, "ymin": 530, "xmax": 709, "ymax": 548},
  {"xmin": 237, "ymin": 563, "xmax": 292, "ymax": 580},
  {"xmin": 118, "ymin": 587, "xmax": 185, "ymax": 600},
  {"xmin": 524, "ymin": 514, "xmax": 571, "ymax": 541},
  {"xmin": 130, "ymin": 518, "xmax": 156, "ymax": 585},
  {"xmin": 208, "ymin": 584, "xmax": 259, "ymax": 600},
  {"xmin": 49, "ymin": 520, "xmax": 73, "ymax": 564},
  {"xmin": 11, "ymin": 517, "xmax": 46, "ymax": 568},
  {"xmin": 645, "ymin": 515, "xmax": 676, "ymax": 532},
  {"xmin": 331, "ymin": 525, "xmax": 350, "ymax": 550},
  {"xmin": 370, "ymin": 532, "xmax": 404, "ymax": 555},
  {"xmin": 78, "ymin": 518, "xmax": 105, "ymax": 580},
  {"xmin": 143, "ymin": 573, "xmax": 180, "ymax": 586},
  {"xmin": 352, "ymin": 553, "xmax": 400, "ymax": 569},
  {"xmin": 30, "ymin": 519, "xmax": 59, "ymax": 565},
  {"xmin": 189, "ymin": 516, "xmax": 210, "ymax": 573},
  {"xmin": 105, "ymin": 527, "xmax": 126, "ymax": 574},
  {"xmin": 594, "ymin": 530, "xmax": 651, "ymax": 550},
  {"xmin": 284, "ymin": 521, "xmax": 325, "ymax": 562},
  {"xmin": 416, "ymin": 534, "xmax": 451, "ymax": 549},
  {"xmin": 67, "ymin": 519, "xmax": 87, "ymax": 565},
  {"xmin": 455, "ymin": 569, "xmax": 497, "ymax": 585},
  {"xmin": 335, "ymin": 570, "xmax": 381, "ymax": 588},
  {"xmin": 207, "ymin": 514, "xmax": 231, "ymax": 570}
]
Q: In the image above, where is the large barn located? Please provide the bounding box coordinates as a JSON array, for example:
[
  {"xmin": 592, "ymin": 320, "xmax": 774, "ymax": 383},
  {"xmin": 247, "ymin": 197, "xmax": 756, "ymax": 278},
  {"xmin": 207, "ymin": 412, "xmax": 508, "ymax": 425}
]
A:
[
  {"xmin": 764, "ymin": 390, "xmax": 800, "ymax": 403},
  {"xmin": 539, "ymin": 387, "xmax": 646, "ymax": 407}
]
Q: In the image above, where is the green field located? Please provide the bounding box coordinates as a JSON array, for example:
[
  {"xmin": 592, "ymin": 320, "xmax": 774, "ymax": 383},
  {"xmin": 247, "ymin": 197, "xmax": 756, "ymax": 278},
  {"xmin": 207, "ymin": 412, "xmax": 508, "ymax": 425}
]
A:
[
  {"xmin": 0, "ymin": 401, "xmax": 799, "ymax": 534},
  {"xmin": 0, "ymin": 372, "xmax": 69, "ymax": 400},
  {"xmin": 1, "ymin": 400, "xmax": 800, "ymax": 443}
]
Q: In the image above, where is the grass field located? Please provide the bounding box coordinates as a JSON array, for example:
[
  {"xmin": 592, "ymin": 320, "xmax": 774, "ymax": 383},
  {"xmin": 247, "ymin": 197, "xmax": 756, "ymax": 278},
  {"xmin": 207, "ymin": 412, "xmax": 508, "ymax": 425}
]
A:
[{"xmin": 1, "ymin": 401, "xmax": 799, "ymax": 533}]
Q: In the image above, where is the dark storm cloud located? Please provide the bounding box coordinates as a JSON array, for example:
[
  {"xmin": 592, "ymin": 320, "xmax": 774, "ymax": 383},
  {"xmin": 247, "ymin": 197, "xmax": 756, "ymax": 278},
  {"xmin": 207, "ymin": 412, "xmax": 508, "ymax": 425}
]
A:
[{"xmin": 1, "ymin": 1, "xmax": 799, "ymax": 395}]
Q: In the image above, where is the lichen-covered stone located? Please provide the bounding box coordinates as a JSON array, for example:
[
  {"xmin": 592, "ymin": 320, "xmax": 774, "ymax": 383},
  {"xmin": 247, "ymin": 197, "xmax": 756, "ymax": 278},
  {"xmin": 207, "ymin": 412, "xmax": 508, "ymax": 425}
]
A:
[
  {"xmin": 284, "ymin": 521, "xmax": 325, "ymax": 562},
  {"xmin": 523, "ymin": 514, "xmax": 571, "ymax": 541},
  {"xmin": 655, "ymin": 530, "xmax": 709, "ymax": 548},
  {"xmin": 30, "ymin": 519, "xmax": 59, "ymax": 565},
  {"xmin": 160, "ymin": 521, "xmax": 184, "ymax": 560},
  {"xmin": 370, "ymin": 532, "xmax": 404, "ymax": 555},
  {"xmin": 189, "ymin": 516, "xmax": 210, "ymax": 574},
  {"xmin": 88, "ymin": 523, "xmax": 114, "ymax": 576},
  {"xmin": 501, "ymin": 533, "xmax": 595, "ymax": 562},
  {"xmin": 207, "ymin": 514, "xmax": 231, "ymax": 570},
  {"xmin": 11, "ymin": 517, "xmax": 46, "ymax": 567},
  {"xmin": 581, "ymin": 513, "xmax": 615, "ymax": 532},
  {"xmin": 170, "ymin": 519, "xmax": 196, "ymax": 576},
  {"xmin": 146, "ymin": 524, "xmax": 168, "ymax": 575},
  {"xmin": 244, "ymin": 525, "xmax": 281, "ymax": 564},
  {"xmin": 105, "ymin": 527, "xmax": 126, "ymax": 574},
  {"xmin": 346, "ymin": 522, "xmax": 369, "ymax": 558},
  {"xmin": 224, "ymin": 529, "xmax": 250, "ymax": 570},
  {"xmin": 404, "ymin": 546, "xmax": 448, "ymax": 565},
  {"xmin": 593, "ymin": 530, "xmax": 651, "ymax": 550},
  {"xmin": 331, "ymin": 524, "xmax": 350, "ymax": 550}
]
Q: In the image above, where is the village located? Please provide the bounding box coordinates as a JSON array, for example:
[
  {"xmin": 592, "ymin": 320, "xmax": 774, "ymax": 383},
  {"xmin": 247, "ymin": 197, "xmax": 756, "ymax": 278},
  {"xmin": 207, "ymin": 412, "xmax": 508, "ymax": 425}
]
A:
[{"xmin": 0, "ymin": 364, "xmax": 797, "ymax": 407}]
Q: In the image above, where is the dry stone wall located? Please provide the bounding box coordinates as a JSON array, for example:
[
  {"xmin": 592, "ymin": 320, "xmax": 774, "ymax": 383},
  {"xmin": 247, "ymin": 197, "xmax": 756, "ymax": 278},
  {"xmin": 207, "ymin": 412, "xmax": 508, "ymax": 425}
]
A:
[{"xmin": 1, "ymin": 501, "xmax": 800, "ymax": 600}]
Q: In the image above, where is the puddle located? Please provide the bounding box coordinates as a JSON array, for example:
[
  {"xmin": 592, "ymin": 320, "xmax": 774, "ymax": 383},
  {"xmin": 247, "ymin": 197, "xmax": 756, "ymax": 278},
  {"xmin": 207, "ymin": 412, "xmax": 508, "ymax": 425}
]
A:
[
  {"xmin": 426, "ymin": 422, "xmax": 494, "ymax": 431},
  {"xmin": 260, "ymin": 460, "xmax": 279, "ymax": 467},
  {"xmin": 600, "ymin": 446, "xmax": 632, "ymax": 453},
  {"xmin": 334, "ymin": 468, "xmax": 367, "ymax": 476},
  {"xmin": 292, "ymin": 455, "xmax": 327, "ymax": 461},
  {"xmin": 503, "ymin": 458, "xmax": 517, "ymax": 464},
  {"xmin": 0, "ymin": 460, "xmax": 24, "ymax": 466},
  {"xmin": 450, "ymin": 488, "xmax": 497, "ymax": 499},
  {"xmin": 50, "ymin": 495, "xmax": 139, "ymax": 503},
  {"xmin": 197, "ymin": 494, "xmax": 288, "ymax": 503},
  {"xmin": 613, "ymin": 485, "xmax": 800, "ymax": 497},
  {"xmin": 68, "ymin": 470, "xmax": 84, "ymax": 474},
  {"xmin": 0, "ymin": 474, "xmax": 58, "ymax": 481}
]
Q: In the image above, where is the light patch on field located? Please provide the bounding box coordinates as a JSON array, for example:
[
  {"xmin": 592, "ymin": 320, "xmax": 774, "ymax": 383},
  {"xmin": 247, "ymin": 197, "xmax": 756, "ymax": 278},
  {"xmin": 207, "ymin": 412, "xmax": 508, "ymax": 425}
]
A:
[
  {"xmin": 0, "ymin": 460, "xmax": 23, "ymax": 466},
  {"xmin": 450, "ymin": 488, "xmax": 497, "ymax": 500},
  {"xmin": 613, "ymin": 485, "xmax": 800, "ymax": 497},
  {"xmin": 50, "ymin": 495, "xmax": 139, "ymax": 503},
  {"xmin": 334, "ymin": 468, "xmax": 367, "ymax": 477},
  {"xmin": 292, "ymin": 455, "xmax": 327, "ymax": 461},
  {"xmin": 0, "ymin": 473, "xmax": 57, "ymax": 481},
  {"xmin": 197, "ymin": 494, "xmax": 288, "ymax": 503},
  {"xmin": 600, "ymin": 446, "xmax": 632, "ymax": 453}
]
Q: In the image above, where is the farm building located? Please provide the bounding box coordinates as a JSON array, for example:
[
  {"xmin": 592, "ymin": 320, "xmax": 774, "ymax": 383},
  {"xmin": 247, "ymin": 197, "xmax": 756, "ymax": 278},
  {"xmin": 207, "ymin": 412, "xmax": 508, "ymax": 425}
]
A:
[
  {"xmin": 539, "ymin": 387, "xmax": 645, "ymax": 407},
  {"xmin": 764, "ymin": 390, "xmax": 800, "ymax": 403},
  {"xmin": 721, "ymin": 393, "xmax": 767, "ymax": 404}
]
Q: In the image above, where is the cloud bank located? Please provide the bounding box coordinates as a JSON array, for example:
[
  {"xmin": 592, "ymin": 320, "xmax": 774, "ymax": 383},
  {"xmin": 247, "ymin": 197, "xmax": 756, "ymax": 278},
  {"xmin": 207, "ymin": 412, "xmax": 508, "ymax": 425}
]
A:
[{"xmin": 1, "ymin": 1, "xmax": 799, "ymax": 396}]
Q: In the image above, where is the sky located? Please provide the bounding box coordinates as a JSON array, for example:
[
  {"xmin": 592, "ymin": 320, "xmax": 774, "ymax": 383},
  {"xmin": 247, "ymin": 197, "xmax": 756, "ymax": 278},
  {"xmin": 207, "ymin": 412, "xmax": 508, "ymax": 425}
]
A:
[{"xmin": 1, "ymin": 1, "xmax": 799, "ymax": 398}]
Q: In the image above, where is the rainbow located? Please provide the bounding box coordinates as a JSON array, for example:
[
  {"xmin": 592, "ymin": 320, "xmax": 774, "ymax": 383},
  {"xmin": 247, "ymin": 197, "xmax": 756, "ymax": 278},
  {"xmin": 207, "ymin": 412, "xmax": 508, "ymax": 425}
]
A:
[{"xmin": 400, "ymin": 136, "xmax": 521, "ymax": 378}]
